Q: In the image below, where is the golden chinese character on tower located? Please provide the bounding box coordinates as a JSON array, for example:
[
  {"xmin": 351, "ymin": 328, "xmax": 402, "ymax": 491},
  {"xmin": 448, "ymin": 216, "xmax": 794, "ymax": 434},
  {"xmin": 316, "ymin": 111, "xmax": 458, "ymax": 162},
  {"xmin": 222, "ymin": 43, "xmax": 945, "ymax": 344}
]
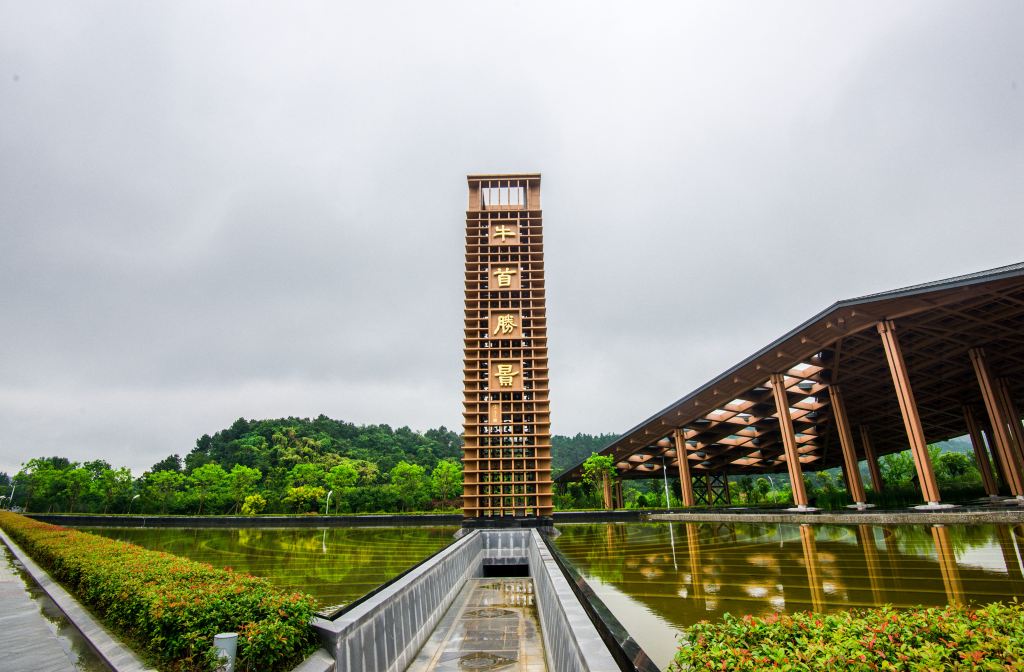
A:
[
  {"xmin": 492, "ymin": 225, "xmax": 516, "ymax": 242},
  {"xmin": 496, "ymin": 363, "xmax": 518, "ymax": 386},
  {"xmin": 492, "ymin": 314, "xmax": 517, "ymax": 335},
  {"xmin": 493, "ymin": 267, "xmax": 517, "ymax": 288}
]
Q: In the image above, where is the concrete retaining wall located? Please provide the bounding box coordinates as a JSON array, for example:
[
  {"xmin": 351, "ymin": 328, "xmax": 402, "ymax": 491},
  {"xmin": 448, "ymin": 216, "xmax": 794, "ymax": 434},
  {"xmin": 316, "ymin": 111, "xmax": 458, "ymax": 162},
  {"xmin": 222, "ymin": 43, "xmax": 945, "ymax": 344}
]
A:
[
  {"xmin": 26, "ymin": 513, "xmax": 461, "ymax": 528},
  {"xmin": 312, "ymin": 530, "xmax": 483, "ymax": 672},
  {"xmin": 528, "ymin": 530, "xmax": 619, "ymax": 672},
  {"xmin": 313, "ymin": 528, "xmax": 621, "ymax": 672}
]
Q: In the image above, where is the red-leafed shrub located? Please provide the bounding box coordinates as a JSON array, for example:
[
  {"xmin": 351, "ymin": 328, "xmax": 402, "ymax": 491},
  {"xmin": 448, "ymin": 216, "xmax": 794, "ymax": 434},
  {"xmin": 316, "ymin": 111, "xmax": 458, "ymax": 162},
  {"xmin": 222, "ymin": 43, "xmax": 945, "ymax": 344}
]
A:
[
  {"xmin": 671, "ymin": 602, "xmax": 1024, "ymax": 671},
  {"xmin": 0, "ymin": 512, "xmax": 318, "ymax": 671}
]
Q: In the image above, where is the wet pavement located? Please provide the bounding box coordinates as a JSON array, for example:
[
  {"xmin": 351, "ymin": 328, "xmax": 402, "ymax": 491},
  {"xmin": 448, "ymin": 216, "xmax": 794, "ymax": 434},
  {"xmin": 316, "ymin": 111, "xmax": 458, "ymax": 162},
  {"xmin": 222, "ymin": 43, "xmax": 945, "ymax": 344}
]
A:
[
  {"xmin": 0, "ymin": 543, "xmax": 83, "ymax": 672},
  {"xmin": 408, "ymin": 578, "xmax": 546, "ymax": 672}
]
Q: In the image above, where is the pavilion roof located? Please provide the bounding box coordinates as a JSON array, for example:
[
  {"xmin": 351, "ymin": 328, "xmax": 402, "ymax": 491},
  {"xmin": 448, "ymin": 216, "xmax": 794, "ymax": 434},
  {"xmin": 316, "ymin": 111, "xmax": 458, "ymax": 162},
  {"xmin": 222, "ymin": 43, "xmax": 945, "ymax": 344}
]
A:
[{"xmin": 556, "ymin": 261, "xmax": 1024, "ymax": 483}]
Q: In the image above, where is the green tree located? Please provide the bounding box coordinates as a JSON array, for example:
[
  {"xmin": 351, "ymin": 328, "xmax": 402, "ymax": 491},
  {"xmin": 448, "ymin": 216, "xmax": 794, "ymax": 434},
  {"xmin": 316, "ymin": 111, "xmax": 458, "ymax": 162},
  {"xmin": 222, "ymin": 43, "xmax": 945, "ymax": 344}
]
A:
[
  {"xmin": 755, "ymin": 477, "xmax": 771, "ymax": 502},
  {"xmin": 63, "ymin": 467, "xmax": 91, "ymax": 513},
  {"xmin": 390, "ymin": 461, "xmax": 428, "ymax": 511},
  {"xmin": 288, "ymin": 463, "xmax": 325, "ymax": 488},
  {"xmin": 16, "ymin": 458, "xmax": 62, "ymax": 513},
  {"xmin": 150, "ymin": 454, "xmax": 182, "ymax": 473},
  {"xmin": 189, "ymin": 463, "xmax": 228, "ymax": 514},
  {"xmin": 241, "ymin": 493, "xmax": 267, "ymax": 515},
  {"xmin": 227, "ymin": 465, "xmax": 262, "ymax": 513},
  {"xmin": 93, "ymin": 467, "xmax": 132, "ymax": 513},
  {"xmin": 430, "ymin": 459, "xmax": 463, "ymax": 502},
  {"xmin": 738, "ymin": 476, "xmax": 755, "ymax": 503},
  {"xmin": 581, "ymin": 453, "xmax": 616, "ymax": 509},
  {"xmin": 146, "ymin": 470, "xmax": 185, "ymax": 514},
  {"xmin": 880, "ymin": 451, "xmax": 916, "ymax": 486},
  {"xmin": 325, "ymin": 461, "xmax": 359, "ymax": 492},
  {"xmin": 282, "ymin": 485, "xmax": 326, "ymax": 513}
]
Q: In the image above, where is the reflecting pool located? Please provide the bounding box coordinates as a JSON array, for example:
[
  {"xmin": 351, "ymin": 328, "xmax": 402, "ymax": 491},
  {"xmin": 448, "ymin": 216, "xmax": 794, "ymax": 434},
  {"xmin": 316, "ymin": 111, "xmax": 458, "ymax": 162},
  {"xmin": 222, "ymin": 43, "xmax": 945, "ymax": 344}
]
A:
[
  {"xmin": 552, "ymin": 522, "xmax": 1024, "ymax": 669},
  {"xmin": 86, "ymin": 526, "xmax": 457, "ymax": 610}
]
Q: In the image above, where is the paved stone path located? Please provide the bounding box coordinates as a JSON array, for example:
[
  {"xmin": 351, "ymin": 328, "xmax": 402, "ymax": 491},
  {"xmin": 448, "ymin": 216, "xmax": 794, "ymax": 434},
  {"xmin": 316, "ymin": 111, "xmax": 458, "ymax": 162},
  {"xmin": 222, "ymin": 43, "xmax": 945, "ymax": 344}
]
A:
[
  {"xmin": 0, "ymin": 544, "xmax": 79, "ymax": 672},
  {"xmin": 408, "ymin": 578, "xmax": 546, "ymax": 672}
]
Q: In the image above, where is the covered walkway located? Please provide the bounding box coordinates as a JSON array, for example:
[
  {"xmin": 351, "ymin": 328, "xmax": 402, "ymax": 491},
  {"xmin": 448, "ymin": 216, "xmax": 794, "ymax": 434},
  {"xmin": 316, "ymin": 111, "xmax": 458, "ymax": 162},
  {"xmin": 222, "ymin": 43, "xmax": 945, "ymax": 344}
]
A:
[{"xmin": 558, "ymin": 262, "xmax": 1024, "ymax": 508}]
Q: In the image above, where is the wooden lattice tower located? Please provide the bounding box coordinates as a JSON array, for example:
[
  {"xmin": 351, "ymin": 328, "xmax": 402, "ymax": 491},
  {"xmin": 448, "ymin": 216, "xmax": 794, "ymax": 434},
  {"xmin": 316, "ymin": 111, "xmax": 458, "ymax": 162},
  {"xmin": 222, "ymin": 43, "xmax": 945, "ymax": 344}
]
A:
[{"xmin": 462, "ymin": 174, "xmax": 553, "ymax": 520}]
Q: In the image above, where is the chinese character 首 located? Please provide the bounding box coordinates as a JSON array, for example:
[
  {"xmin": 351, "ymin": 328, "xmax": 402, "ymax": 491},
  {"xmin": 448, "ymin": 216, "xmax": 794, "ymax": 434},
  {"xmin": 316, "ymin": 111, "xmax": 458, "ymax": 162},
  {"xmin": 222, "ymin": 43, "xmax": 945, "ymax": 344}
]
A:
[{"xmin": 493, "ymin": 267, "xmax": 517, "ymax": 288}]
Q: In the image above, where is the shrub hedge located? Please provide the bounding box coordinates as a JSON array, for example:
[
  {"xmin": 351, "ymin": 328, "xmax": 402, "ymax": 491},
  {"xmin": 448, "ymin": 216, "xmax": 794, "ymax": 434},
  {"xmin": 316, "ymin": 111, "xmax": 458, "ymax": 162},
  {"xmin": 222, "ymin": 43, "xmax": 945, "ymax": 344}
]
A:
[
  {"xmin": 0, "ymin": 512, "xmax": 319, "ymax": 671},
  {"xmin": 671, "ymin": 602, "xmax": 1024, "ymax": 671}
]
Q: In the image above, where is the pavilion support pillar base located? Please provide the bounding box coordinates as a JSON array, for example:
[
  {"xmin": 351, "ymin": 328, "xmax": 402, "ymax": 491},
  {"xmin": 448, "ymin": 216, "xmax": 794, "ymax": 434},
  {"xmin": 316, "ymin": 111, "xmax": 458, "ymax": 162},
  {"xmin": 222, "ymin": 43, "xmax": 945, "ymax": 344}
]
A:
[
  {"xmin": 847, "ymin": 502, "xmax": 875, "ymax": 510},
  {"xmin": 785, "ymin": 505, "xmax": 820, "ymax": 513},
  {"xmin": 913, "ymin": 502, "xmax": 958, "ymax": 511}
]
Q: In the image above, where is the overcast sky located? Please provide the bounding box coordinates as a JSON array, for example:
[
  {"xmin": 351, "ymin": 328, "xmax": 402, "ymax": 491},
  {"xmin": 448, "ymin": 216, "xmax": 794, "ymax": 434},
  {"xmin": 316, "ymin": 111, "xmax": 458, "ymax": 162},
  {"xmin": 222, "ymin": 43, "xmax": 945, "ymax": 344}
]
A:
[{"xmin": 1, "ymin": 1, "xmax": 1021, "ymax": 476}]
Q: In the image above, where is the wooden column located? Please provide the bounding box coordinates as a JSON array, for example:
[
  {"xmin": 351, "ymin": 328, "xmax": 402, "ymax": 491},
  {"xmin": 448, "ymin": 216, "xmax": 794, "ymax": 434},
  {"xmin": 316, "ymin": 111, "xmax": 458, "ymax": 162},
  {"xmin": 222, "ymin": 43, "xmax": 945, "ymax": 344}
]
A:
[
  {"xmin": 770, "ymin": 373, "xmax": 809, "ymax": 507},
  {"xmin": 997, "ymin": 378, "xmax": 1024, "ymax": 465},
  {"xmin": 860, "ymin": 425, "xmax": 884, "ymax": 492},
  {"xmin": 963, "ymin": 405, "xmax": 999, "ymax": 497},
  {"xmin": 968, "ymin": 347, "xmax": 1024, "ymax": 496},
  {"xmin": 877, "ymin": 320, "xmax": 941, "ymax": 504},
  {"xmin": 601, "ymin": 473, "xmax": 612, "ymax": 510},
  {"xmin": 982, "ymin": 424, "xmax": 1006, "ymax": 489},
  {"xmin": 830, "ymin": 385, "xmax": 867, "ymax": 505},
  {"xmin": 674, "ymin": 428, "xmax": 695, "ymax": 507}
]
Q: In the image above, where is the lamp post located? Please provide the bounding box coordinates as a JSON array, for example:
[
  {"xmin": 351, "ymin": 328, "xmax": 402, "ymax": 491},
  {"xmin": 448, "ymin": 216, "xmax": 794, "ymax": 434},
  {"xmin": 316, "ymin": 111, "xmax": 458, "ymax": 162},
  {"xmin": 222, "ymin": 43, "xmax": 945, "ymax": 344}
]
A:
[
  {"xmin": 325, "ymin": 490, "xmax": 334, "ymax": 516},
  {"xmin": 661, "ymin": 457, "xmax": 671, "ymax": 510},
  {"xmin": 128, "ymin": 494, "xmax": 140, "ymax": 515}
]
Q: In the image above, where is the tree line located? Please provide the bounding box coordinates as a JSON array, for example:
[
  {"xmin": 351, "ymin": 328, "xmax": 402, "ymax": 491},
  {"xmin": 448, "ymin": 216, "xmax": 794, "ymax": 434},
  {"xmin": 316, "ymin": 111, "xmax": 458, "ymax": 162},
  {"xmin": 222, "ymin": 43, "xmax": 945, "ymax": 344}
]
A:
[
  {"xmin": 7, "ymin": 417, "xmax": 466, "ymax": 515},
  {"xmin": 4, "ymin": 417, "xmax": 618, "ymax": 515}
]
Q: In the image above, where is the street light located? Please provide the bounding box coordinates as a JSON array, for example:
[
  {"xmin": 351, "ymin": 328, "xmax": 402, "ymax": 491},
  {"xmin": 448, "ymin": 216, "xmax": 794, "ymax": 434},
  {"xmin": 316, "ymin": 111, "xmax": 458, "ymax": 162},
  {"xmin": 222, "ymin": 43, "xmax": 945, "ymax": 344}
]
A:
[
  {"xmin": 325, "ymin": 490, "xmax": 334, "ymax": 516},
  {"xmin": 660, "ymin": 457, "xmax": 672, "ymax": 510},
  {"xmin": 128, "ymin": 494, "xmax": 140, "ymax": 515}
]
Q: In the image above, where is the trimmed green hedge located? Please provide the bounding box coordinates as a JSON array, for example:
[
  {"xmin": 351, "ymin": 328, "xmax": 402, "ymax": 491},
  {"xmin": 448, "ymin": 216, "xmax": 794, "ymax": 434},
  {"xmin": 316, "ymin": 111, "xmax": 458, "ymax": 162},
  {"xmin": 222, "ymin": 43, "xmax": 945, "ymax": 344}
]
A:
[
  {"xmin": 0, "ymin": 512, "xmax": 318, "ymax": 671},
  {"xmin": 671, "ymin": 602, "xmax": 1024, "ymax": 671}
]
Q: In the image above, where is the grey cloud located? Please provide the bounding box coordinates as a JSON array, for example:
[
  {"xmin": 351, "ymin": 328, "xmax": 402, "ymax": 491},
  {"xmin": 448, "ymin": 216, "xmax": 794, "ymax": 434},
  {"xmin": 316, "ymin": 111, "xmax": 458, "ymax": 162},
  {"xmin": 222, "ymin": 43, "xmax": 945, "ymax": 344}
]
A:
[{"xmin": 1, "ymin": 1, "xmax": 1021, "ymax": 474}]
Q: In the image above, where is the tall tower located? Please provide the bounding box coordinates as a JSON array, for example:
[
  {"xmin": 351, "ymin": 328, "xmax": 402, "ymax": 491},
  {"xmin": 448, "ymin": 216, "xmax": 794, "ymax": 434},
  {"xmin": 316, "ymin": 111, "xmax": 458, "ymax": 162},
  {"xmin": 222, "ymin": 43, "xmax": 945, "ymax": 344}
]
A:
[{"xmin": 462, "ymin": 174, "xmax": 553, "ymax": 522}]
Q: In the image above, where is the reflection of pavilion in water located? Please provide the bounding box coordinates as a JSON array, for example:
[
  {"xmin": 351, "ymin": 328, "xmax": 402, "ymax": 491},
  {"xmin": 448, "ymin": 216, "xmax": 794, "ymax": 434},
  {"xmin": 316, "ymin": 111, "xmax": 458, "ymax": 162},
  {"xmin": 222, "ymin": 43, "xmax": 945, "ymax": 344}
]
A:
[{"xmin": 560, "ymin": 522, "xmax": 1024, "ymax": 627}]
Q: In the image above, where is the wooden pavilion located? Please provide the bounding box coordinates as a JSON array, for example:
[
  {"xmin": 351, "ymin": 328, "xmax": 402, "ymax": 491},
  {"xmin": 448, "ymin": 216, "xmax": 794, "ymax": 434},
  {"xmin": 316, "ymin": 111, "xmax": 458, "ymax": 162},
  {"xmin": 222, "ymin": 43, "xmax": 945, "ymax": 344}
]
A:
[{"xmin": 556, "ymin": 262, "xmax": 1024, "ymax": 509}]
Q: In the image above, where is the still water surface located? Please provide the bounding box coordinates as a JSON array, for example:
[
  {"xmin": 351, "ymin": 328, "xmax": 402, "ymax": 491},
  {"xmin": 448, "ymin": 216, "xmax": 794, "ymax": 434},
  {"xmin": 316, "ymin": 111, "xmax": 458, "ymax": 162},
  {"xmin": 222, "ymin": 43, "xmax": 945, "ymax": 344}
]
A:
[
  {"xmin": 553, "ymin": 522, "xmax": 1024, "ymax": 669},
  {"xmin": 86, "ymin": 526, "xmax": 457, "ymax": 610}
]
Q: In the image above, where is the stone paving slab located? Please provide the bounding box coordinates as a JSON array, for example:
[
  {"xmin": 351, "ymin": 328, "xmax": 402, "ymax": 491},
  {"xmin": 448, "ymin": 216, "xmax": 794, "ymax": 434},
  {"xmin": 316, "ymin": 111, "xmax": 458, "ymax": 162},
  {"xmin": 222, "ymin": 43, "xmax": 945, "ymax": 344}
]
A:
[
  {"xmin": 0, "ymin": 542, "xmax": 79, "ymax": 672},
  {"xmin": 407, "ymin": 578, "xmax": 545, "ymax": 672}
]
